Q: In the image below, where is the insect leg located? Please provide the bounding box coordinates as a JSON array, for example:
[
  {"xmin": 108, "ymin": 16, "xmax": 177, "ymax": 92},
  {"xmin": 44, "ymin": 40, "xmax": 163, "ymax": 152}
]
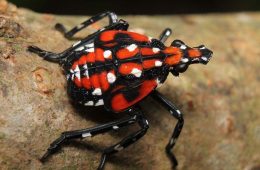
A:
[
  {"xmin": 98, "ymin": 107, "xmax": 148, "ymax": 169},
  {"xmin": 27, "ymin": 45, "xmax": 65, "ymax": 63},
  {"xmin": 159, "ymin": 28, "xmax": 172, "ymax": 43},
  {"xmin": 28, "ymin": 20, "xmax": 129, "ymax": 63},
  {"xmin": 55, "ymin": 11, "xmax": 118, "ymax": 39},
  {"xmin": 39, "ymin": 108, "xmax": 148, "ymax": 167},
  {"xmin": 151, "ymin": 90, "xmax": 184, "ymax": 168}
]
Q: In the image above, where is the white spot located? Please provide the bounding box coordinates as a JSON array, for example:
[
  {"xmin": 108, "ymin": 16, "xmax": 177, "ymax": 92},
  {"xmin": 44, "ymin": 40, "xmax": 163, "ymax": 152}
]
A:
[
  {"xmin": 107, "ymin": 72, "xmax": 116, "ymax": 83},
  {"xmin": 92, "ymin": 88, "xmax": 102, "ymax": 95},
  {"xmin": 180, "ymin": 45, "xmax": 187, "ymax": 50},
  {"xmin": 84, "ymin": 70, "xmax": 89, "ymax": 78},
  {"xmin": 176, "ymin": 110, "xmax": 181, "ymax": 115},
  {"xmin": 170, "ymin": 110, "xmax": 174, "ymax": 115},
  {"xmin": 82, "ymin": 65, "xmax": 89, "ymax": 77},
  {"xmin": 103, "ymin": 50, "xmax": 112, "ymax": 58},
  {"xmin": 165, "ymin": 30, "xmax": 171, "ymax": 36},
  {"xmin": 156, "ymin": 78, "xmax": 162, "ymax": 88},
  {"xmin": 73, "ymin": 41, "xmax": 81, "ymax": 47},
  {"xmin": 170, "ymin": 138, "xmax": 176, "ymax": 145},
  {"xmin": 85, "ymin": 43, "xmax": 94, "ymax": 48},
  {"xmin": 75, "ymin": 46, "xmax": 85, "ymax": 51},
  {"xmin": 145, "ymin": 120, "xmax": 149, "ymax": 125},
  {"xmin": 152, "ymin": 48, "xmax": 160, "ymax": 53},
  {"xmin": 114, "ymin": 144, "xmax": 124, "ymax": 151},
  {"xmin": 155, "ymin": 60, "xmax": 162, "ymax": 67},
  {"xmin": 192, "ymin": 58, "xmax": 199, "ymax": 62},
  {"xmin": 131, "ymin": 68, "xmax": 142, "ymax": 77},
  {"xmin": 200, "ymin": 46, "xmax": 206, "ymax": 49},
  {"xmin": 66, "ymin": 74, "xmax": 70, "ymax": 80},
  {"xmin": 113, "ymin": 126, "xmax": 119, "ymax": 130},
  {"xmin": 84, "ymin": 101, "xmax": 94, "ymax": 106},
  {"xmin": 83, "ymin": 64, "xmax": 88, "ymax": 69},
  {"xmin": 82, "ymin": 132, "xmax": 92, "ymax": 138},
  {"xmin": 70, "ymin": 65, "xmax": 81, "ymax": 80},
  {"xmin": 111, "ymin": 13, "xmax": 118, "ymax": 22},
  {"xmin": 128, "ymin": 120, "xmax": 135, "ymax": 124},
  {"xmin": 71, "ymin": 74, "xmax": 75, "ymax": 80},
  {"xmin": 77, "ymin": 23, "xmax": 85, "ymax": 29},
  {"xmin": 75, "ymin": 72, "xmax": 80, "ymax": 79},
  {"xmin": 126, "ymin": 44, "xmax": 137, "ymax": 52},
  {"xmin": 95, "ymin": 99, "xmax": 104, "ymax": 106},
  {"xmin": 181, "ymin": 58, "xmax": 189, "ymax": 63},
  {"xmin": 201, "ymin": 56, "xmax": 208, "ymax": 61},
  {"xmin": 85, "ymin": 48, "xmax": 94, "ymax": 52},
  {"xmin": 148, "ymin": 36, "xmax": 153, "ymax": 42},
  {"xmin": 74, "ymin": 65, "xmax": 80, "ymax": 72}
]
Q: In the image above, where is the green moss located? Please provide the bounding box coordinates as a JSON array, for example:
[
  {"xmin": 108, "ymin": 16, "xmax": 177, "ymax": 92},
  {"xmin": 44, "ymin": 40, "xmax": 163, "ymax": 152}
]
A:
[
  {"xmin": 13, "ymin": 44, "xmax": 22, "ymax": 53},
  {"xmin": 0, "ymin": 132, "xmax": 6, "ymax": 140}
]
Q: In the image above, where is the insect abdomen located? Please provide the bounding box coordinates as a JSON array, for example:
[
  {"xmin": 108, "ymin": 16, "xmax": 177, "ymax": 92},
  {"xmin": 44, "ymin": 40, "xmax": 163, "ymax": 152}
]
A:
[{"xmin": 67, "ymin": 47, "xmax": 116, "ymax": 106}]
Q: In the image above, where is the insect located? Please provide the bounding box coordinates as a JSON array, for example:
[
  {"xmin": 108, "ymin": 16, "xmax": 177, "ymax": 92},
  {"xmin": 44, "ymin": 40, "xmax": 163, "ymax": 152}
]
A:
[{"xmin": 28, "ymin": 11, "xmax": 213, "ymax": 169}]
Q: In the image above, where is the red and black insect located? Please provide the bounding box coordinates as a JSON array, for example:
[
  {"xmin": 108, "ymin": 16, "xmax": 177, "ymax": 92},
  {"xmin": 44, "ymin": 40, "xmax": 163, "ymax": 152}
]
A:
[{"xmin": 28, "ymin": 11, "xmax": 213, "ymax": 169}]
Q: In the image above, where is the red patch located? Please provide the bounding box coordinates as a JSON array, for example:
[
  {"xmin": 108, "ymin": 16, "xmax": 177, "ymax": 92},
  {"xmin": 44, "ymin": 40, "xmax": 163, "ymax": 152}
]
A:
[
  {"xmin": 99, "ymin": 71, "xmax": 110, "ymax": 91},
  {"xmin": 111, "ymin": 80, "xmax": 157, "ymax": 112},
  {"xmin": 188, "ymin": 49, "xmax": 201, "ymax": 58},
  {"xmin": 90, "ymin": 74, "xmax": 100, "ymax": 89},
  {"xmin": 143, "ymin": 59, "xmax": 158, "ymax": 69},
  {"xmin": 119, "ymin": 63, "xmax": 143, "ymax": 75},
  {"xmin": 74, "ymin": 77, "xmax": 82, "ymax": 87},
  {"xmin": 71, "ymin": 61, "xmax": 79, "ymax": 70},
  {"xmin": 95, "ymin": 48, "xmax": 105, "ymax": 62},
  {"xmin": 81, "ymin": 77, "xmax": 91, "ymax": 89},
  {"xmin": 78, "ymin": 55, "xmax": 88, "ymax": 65},
  {"xmin": 116, "ymin": 46, "xmax": 139, "ymax": 59},
  {"xmin": 140, "ymin": 47, "xmax": 159, "ymax": 56},
  {"xmin": 164, "ymin": 47, "xmax": 182, "ymax": 65},
  {"xmin": 100, "ymin": 31, "xmax": 117, "ymax": 42},
  {"xmin": 85, "ymin": 52, "xmax": 95, "ymax": 63}
]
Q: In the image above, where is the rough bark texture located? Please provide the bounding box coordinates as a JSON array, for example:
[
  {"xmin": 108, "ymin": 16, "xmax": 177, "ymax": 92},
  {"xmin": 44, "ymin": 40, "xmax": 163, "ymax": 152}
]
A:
[{"xmin": 0, "ymin": 1, "xmax": 260, "ymax": 169}]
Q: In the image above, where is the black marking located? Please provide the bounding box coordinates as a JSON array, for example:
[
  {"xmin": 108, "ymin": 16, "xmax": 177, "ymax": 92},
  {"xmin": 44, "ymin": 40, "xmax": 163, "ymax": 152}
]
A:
[{"xmin": 122, "ymin": 86, "xmax": 140, "ymax": 102}]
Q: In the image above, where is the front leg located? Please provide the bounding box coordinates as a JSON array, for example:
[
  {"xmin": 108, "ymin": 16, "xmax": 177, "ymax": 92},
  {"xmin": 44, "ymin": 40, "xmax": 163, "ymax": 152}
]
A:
[
  {"xmin": 55, "ymin": 11, "xmax": 119, "ymax": 39},
  {"xmin": 28, "ymin": 20, "xmax": 129, "ymax": 64},
  {"xmin": 151, "ymin": 90, "xmax": 184, "ymax": 168},
  {"xmin": 158, "ymin": 28, "xmax": 172, "ymax": 43}
]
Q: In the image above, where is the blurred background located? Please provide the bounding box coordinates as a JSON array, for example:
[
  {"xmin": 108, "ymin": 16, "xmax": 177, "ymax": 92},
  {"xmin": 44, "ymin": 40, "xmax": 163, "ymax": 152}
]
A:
[{"xmin": 8, "ymin": 0, "xmax": 260, "ymax": 15}]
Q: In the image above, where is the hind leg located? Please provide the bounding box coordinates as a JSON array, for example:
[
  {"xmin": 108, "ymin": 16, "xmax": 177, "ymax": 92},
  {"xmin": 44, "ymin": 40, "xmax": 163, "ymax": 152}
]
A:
[
  {"xmin": 40, "ymin": 107, "xmax": 149, "ymax": 170},
  {"xmin": 151, "ymin": 90, "xmax": 184, "ymax": 168}
]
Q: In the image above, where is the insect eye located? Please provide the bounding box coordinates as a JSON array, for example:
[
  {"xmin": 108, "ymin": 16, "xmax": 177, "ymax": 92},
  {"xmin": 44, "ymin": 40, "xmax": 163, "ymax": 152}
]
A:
[{"xmin": 176, "ymin": 64, "xmax": 189, "ymax": 73}]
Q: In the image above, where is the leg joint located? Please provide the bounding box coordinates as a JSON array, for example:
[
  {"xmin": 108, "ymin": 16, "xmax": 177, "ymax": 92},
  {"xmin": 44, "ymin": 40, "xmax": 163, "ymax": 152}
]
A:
[{"xmin": 170, "ymin": 109, "xmax": 183, "ymax": 121}]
